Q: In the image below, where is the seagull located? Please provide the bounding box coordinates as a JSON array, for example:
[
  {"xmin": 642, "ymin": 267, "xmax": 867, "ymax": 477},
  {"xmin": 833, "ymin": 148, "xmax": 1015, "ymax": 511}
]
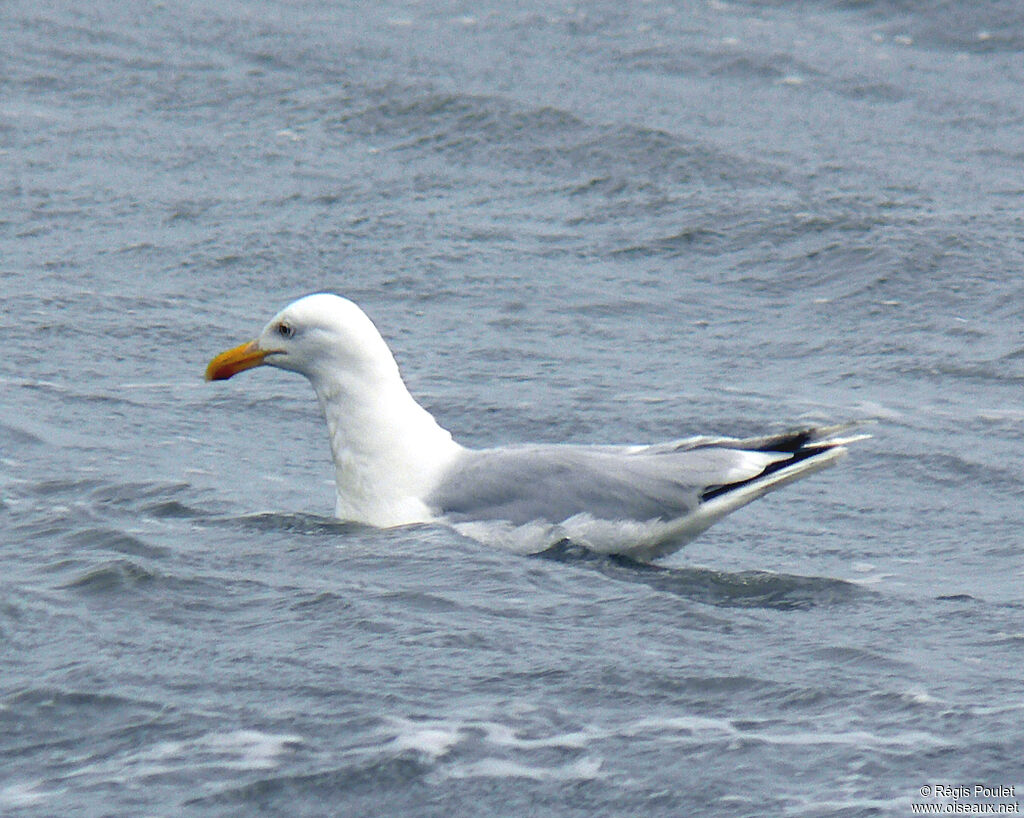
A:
[{"xmin": 206, "ymin": 293, "xmax": 866, "ymax": 560}]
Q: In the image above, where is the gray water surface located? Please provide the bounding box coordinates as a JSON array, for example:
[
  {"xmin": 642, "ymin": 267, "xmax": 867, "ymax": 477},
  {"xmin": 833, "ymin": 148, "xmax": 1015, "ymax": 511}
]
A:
[{"xmin": 3, "ymin": 1, "xmax": 1024, "ymax": 815}]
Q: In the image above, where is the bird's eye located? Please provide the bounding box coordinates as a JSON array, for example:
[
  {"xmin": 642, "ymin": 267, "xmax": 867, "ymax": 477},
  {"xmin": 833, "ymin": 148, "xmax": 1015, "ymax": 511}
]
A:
[{"xmin": 277, "ymin": 323, "xmax": 294, "ymax": 339}]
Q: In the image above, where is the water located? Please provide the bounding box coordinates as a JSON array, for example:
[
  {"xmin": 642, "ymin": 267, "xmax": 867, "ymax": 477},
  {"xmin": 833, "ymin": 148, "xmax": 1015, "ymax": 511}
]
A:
[{"xmin": 3, "ymin": 0, "xmax": 1023, "ymax": 814}]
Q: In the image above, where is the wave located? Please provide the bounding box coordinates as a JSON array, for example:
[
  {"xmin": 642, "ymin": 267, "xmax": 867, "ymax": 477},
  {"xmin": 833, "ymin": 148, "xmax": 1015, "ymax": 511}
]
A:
[{"xmin": 536, "ymin": 540, "xmax": 867, "ymax": 610}]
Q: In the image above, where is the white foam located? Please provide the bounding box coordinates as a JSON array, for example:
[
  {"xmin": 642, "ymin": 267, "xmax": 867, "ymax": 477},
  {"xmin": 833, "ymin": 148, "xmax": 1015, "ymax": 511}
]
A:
[
  {"xmin": 0, "ymin": 781, "xmax": 49, "ymax": 808},
  {"xmin": 194, "ymin": 729, "xmax": 303, "ymax": 770},
  {"xmin": 56, "ymin": 728, "xmax": 303, "ymax": 786},
  {"xmin": 376, "ymin": 709, "xmax": 950, "ymax": 792},
  {"xmin": 846, "ymin": 571, "xmax": 894, "ymax": 587},
  {"xmin": 389, "ymin": 723, "xmax": 463, "ymax": 761},
  {"xmin": 381, "ymin": 716, "xmax": 605, "ymax": 783},
  {"xmin": 385, "ymin": 716, "xmax": 593, "ymax": 757},
  {"xmin": 480, "ymin": 721, "xmax": 592, "ymax": 750},
  {"xmin": 612, "ymin": 714, "xmax": 949, "ymax": 753},
  {"xmin": 444, "ymin": 756, "xmax": 602, "ymax": 782},
  {"xmin": 626, "ymin": 715, "xmax": 739, "ymax": 739},
  {"xmin": 385, "ymin": 712, "xmax": 741, "ymax": 761},
  {"xmin": 747, "ymin": 728, "xmax": 948, "ymax": 749},
  {"xmin": 899, "ymin": 687, "xmax": 941, "ymax": 705}
]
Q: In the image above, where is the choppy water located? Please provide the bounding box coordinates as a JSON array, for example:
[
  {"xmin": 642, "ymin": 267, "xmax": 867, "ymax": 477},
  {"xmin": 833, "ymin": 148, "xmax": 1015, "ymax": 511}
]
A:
[{"xmin": 3, "ymin": 1, "xmax": 1024, "ymax": 815}]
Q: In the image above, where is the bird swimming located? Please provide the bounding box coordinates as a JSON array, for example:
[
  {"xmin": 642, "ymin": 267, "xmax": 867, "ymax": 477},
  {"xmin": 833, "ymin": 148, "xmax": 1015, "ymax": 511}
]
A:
[{"xmin": 206, "ymin": 293, "xmax": 865, "ymax": 561}]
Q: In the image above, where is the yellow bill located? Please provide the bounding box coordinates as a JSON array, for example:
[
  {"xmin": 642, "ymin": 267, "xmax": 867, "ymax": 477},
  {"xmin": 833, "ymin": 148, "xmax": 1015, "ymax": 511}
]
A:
[{"xmin": 205, "ymin": 340, "xmax": 268, "ymax": 381}]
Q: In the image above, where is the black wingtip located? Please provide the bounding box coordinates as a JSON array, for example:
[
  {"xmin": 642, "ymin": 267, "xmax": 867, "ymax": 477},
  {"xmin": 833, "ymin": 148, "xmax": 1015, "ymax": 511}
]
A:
[{"xmin": 700, "ymin": 440, "xmax": 846, "ymax": 503}]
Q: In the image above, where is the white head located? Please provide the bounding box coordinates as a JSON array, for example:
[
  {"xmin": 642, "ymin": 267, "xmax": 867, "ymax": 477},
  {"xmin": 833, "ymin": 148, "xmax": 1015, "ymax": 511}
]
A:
[
  {"xmin": 206, "ymin": 293, "xmax": 460, "ymax": 527},
  {"xmin": 205, "ymin": 293, "xmax": 400, "ymax": 388}
]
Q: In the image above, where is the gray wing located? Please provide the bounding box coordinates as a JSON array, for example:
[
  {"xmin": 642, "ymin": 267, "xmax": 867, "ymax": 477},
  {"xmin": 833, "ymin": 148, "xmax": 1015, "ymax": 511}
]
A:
[
  {"xmin": 427, "ymin": 424, "xmax": 864, "ymax": 526},
  {"xmin": 428, "ymin": 443, "xmax": 758, "ymax": 525}
]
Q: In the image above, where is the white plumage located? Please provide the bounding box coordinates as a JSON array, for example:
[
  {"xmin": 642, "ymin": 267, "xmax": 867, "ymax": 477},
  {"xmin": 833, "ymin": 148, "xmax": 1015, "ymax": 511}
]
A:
[{"xmin": 206, "ymin": 293, "xmax": 865, "ymax": 560}]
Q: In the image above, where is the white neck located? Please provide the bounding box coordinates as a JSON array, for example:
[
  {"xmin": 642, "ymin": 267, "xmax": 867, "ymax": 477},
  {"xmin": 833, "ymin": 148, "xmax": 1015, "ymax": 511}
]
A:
[{"xmin": 310, "ymin": 364, "xmax": 462, "ymax": 527}]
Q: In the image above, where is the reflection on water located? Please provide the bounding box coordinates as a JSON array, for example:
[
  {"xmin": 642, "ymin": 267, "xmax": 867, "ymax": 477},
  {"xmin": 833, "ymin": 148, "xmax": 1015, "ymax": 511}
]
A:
[{"xmin": 537, "ymin": 540, "xmax": 865, "ymax": 610}]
